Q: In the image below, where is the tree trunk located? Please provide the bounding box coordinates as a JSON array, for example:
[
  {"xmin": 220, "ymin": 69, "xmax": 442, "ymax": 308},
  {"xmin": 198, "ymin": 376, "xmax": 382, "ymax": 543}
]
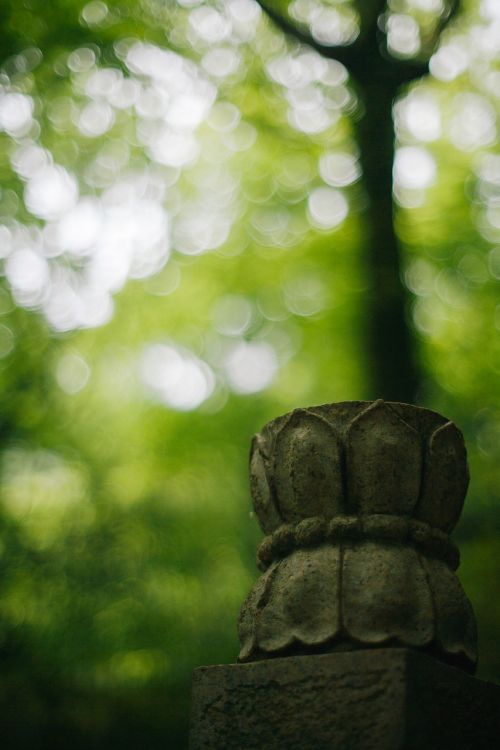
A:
[{"xmin": 356, "ymin": 68, "xmax": 418, "ymax": 402}]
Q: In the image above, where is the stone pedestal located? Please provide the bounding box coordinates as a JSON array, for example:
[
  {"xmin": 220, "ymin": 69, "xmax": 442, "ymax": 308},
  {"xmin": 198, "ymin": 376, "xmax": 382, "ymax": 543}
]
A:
[{"xmin": 190, "ymin": 648, "xmax": 500, "ymax": 750}]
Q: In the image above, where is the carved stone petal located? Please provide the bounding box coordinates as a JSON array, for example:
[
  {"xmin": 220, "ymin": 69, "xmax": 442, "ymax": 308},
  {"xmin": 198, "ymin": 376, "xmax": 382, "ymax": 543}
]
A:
[
  {"xmin": 342, "ymin": 542, "xmax": 434, "ymax": 646},
  {"xmin": 422, "ymin": 557, "xmax": 478, "ymax": 671},
  {"xmin": 238, "ymin": 563, "xmax": 279, "ymax": 662},
  {"xmin": 416, "ymin": 422, "xmax": 469, "ymax": 533},
  {"xmin": 346, "ymin": 400, "xmax": 421, "ymax": 515},
  {"xmin": 255, "ymin": 547, "xmax": 341, "ymax": 653},
  {"xmin": 250, "ymin": 435, "xmax": 281, "ymax": 533},
  {"xmin": 273, "ymin": 410, "xmax": 343, "ymax": 523}
]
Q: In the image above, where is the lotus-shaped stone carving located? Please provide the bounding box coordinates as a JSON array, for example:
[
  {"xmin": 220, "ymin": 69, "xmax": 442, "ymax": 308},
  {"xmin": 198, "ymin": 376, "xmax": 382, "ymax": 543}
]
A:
[{"xmin": 239, "ymin": 400, "xmax": 477, "ymax": 672}]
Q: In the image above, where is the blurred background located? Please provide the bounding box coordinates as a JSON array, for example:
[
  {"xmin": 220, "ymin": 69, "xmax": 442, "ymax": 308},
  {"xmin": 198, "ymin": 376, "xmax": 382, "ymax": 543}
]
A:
[{"xmin": 0, "ymin": 0, "xmax": 499, "ymax": 747}]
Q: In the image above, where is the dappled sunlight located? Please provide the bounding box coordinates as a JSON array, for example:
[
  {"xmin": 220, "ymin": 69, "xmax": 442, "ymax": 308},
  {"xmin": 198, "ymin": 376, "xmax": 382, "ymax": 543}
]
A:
[
  {"xmin": 0, "ymin": 0, "xmax": 368, "ymax": 387},
  {"xmin": 0, "ymin": 0, "xmax": 497, "ymax": 414},
  {"xmin": 273, "ymin": 0, "xmax": 457, "ymax": 61},
  {"xmin": 0, "ymin": 34, "xmax": 244, "ymax": 331},
  {"xmin": 0, "ymin": 8, "xmax": 358, "ymax": 348},
  {"xmin": 289, "ymin": 0, "xmax": 360, "ymax": 46},
  {"xmin": 393, "ymin": 67, "xmax": 500, "ymax": 421},
  {"xmin": 384, "ymin": 0, "xmax": 458, "ymax": 60},
  {"xmin": 266, "ymin": 49, "xmax": 354, "ymax": 135},
  {"xmin": 311, "ymin": 9, "xmax": 358, "ymax": 47}
]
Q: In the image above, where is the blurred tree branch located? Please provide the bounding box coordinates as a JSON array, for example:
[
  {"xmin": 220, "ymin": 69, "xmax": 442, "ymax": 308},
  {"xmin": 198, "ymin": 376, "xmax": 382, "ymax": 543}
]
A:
[{"xmin": 255, "ymin": 0, "xmax": 461, "ymax": 401}]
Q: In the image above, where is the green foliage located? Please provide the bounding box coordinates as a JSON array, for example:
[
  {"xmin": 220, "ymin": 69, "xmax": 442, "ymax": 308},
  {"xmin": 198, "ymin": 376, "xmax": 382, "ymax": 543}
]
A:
[{"xmin": 0, "ymin": 0, "xmax": 499, "ymax": 747}]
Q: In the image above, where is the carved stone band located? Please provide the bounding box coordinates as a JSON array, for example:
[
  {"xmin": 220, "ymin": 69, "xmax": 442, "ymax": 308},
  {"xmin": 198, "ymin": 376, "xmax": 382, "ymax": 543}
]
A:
[{"xmin": 256, "ymin": 514, "xmax": 460, "ymax": 572}]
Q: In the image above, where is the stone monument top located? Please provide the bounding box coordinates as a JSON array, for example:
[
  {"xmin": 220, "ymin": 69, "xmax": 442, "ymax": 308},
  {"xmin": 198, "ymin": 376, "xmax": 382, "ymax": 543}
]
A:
[{"xmin": 239, "ymin": 400, "xmax": 477, "ymax": 672}]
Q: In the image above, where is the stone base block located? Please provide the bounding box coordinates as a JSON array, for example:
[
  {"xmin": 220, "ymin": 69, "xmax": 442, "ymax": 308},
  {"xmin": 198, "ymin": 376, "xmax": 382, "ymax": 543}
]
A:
[{"xmin": 190, "ymin": 648, "xmax": 500, "ymax": 749}]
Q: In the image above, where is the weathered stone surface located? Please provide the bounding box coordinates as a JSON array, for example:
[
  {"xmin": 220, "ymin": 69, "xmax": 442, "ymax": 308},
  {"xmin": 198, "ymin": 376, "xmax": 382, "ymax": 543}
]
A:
[
  {"xmin": 416, "ymin": 420, "xmax": 468, "ymax": 532},
  {"xmin": 346, "ymin": 400, "xmax": 422, "ymax": 515},
  {"xmin": 274, "ymin": 409, "xmax": 344, "ymax": 521},
  {"xmin": 190, "ymin": 649, "xmax": 500, "ymax": 750},
  {"xmin": 341, "ymin": 543, "xmax": 434, "ymax": 646},
  {"xmin": 239, "ymin": 401, "xmax": 477, "ymax": 671}
]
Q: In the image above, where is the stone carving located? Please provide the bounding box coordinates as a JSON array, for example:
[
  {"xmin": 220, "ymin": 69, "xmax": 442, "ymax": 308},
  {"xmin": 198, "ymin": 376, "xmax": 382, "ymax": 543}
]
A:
[{"xmin": 238, "ymin": 400, "xmax": 477, "ymax": 672}]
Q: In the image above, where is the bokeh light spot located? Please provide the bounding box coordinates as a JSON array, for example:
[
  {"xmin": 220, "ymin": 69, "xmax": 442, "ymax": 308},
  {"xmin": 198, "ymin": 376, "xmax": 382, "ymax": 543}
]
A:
[
  {"xmin": 393, "ymin": 147, "xmax": 436, "ymax": 190},
  {"xmin": 213, "ymin": 295, "xmax": 253, "ymax": 336},
  {"xmin": 81, "ymin": 1, "xmax": 109, "ymax": 27},
  {"xmin": 67, "ymin": 47, "xmax": 97, "ymax": 72},
  {"xmin": 449, "ymin": 94, "xmax": 497, "ymax": 152},
  {"xmin": 140, "ymin": 343, "xmax": 214, "ymax": 411},
  {"xmin": 386, "ymin": 14, "xmax": 421, "ymax": 59},
  {"xmin": 430, "ymin": 41, "xmax": 469, "ymax": 81},
  {"xmin": 284, "ymin": 274, "xmax": 327, "ymax": 317},
  {"xmin": 307, "ymin": 187, "xmax": 348, "ymax": 229},
  {"xmin": 78, "ymin": 101, "xmax": 115, "ymax": 137},
  {"xmin": 0, "ymin": 93, "xmax": 34, "ymax": 137},
  {"xmin": 319, "ymin": 152, "xmax": 360, "ymax": 187},
  {"xmin": 56, "ymin": 352, "xmax": 91, "ymax": 394},
  {"xmin": 224, "ymin": 341, "xmax": 277, "ymax": 394},
  {"xmin": 396, "ymin": 92, "xmax": 441, "ymax": 142},
  {"xmin": 25, "ymin": 166, "xmax": 79, "ymax": 221},
  {"xmin": 5, "ymin": 249, "xmax": 49, "ymax": 308}
]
